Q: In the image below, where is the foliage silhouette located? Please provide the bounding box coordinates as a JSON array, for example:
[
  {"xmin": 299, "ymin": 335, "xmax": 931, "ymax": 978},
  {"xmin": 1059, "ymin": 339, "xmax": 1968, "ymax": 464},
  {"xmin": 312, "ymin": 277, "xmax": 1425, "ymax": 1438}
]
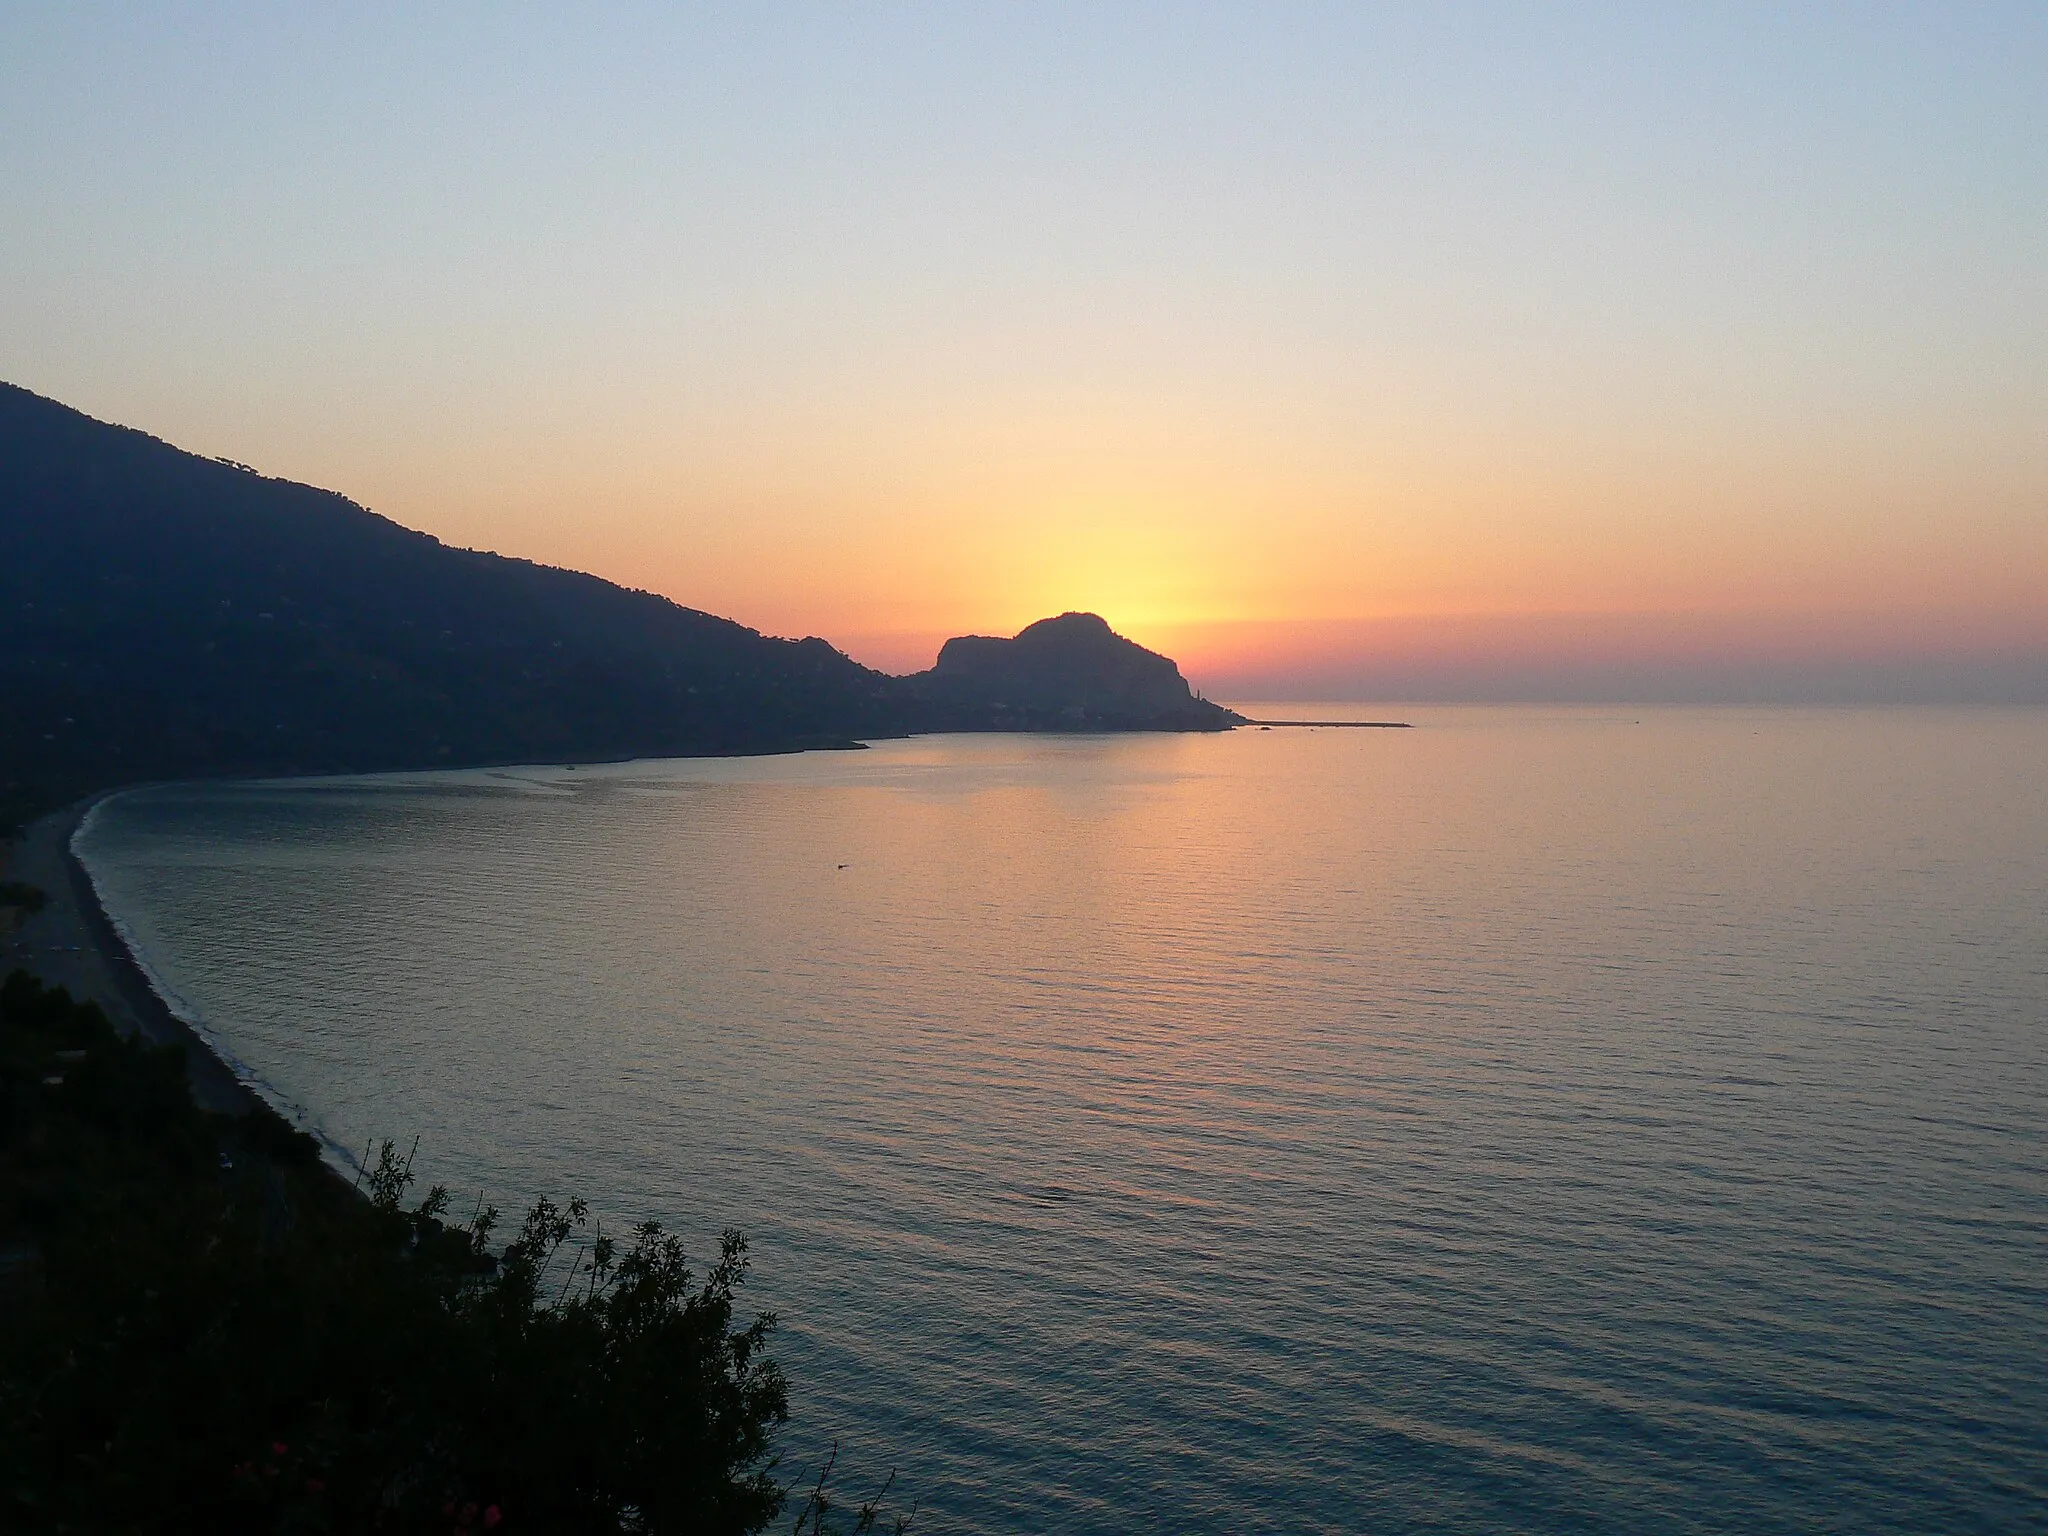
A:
[{"xmin": 0, "ymin": 971, "xmax": 906, "ymax": 1533}]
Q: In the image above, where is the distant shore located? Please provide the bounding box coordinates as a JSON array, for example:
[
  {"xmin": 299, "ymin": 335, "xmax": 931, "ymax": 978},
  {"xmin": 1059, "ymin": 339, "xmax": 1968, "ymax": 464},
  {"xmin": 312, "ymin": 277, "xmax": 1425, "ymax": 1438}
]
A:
[{"xmin": 2, "ymin": 795, "xmax": 263, "ymax": 1119}]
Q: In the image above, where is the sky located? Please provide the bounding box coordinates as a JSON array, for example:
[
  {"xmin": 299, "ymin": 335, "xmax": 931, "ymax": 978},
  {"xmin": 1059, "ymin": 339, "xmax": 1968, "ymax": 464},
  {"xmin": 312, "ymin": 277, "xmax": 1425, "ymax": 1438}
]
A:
[{"xmin": 3, "ymin": 4, "xmax": 2044, "ymax": 699}]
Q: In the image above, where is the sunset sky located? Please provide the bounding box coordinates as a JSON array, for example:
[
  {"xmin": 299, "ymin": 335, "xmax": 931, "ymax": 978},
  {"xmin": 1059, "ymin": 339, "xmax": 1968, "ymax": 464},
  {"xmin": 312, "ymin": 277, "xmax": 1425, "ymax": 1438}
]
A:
[{"xmin": 4, "ymin": 5, "xmax": 2043, "ymax": 698}]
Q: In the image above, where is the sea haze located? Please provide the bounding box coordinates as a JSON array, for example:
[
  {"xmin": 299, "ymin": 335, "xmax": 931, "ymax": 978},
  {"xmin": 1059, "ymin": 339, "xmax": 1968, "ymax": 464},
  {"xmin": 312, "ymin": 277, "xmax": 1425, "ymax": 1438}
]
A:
[{"xmin": 77, "ymin": 708, "xmax": 2048, "ymax": 1534}]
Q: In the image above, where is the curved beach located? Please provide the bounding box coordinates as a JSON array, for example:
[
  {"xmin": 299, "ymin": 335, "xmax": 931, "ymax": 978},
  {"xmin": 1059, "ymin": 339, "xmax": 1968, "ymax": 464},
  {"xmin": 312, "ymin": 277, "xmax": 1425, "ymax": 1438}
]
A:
[{"xmin": 2, "ymin": 796, "xmax": 260, "ymax": 1119}]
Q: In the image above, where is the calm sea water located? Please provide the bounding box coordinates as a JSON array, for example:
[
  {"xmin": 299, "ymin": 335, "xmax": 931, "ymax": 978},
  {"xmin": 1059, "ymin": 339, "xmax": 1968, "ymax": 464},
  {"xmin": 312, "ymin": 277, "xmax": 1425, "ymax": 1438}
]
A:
[{"xmin": 76, "ymin": 708, "xmax": 2048, "ymax": 1534}]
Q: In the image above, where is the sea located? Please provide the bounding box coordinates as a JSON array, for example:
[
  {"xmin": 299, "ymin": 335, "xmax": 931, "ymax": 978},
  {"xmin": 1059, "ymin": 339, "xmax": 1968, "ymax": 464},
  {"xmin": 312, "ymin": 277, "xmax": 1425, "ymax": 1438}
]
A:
[{"xmin": 74, "ymin": 706, "xmax": 2048, "ymax": 1534}]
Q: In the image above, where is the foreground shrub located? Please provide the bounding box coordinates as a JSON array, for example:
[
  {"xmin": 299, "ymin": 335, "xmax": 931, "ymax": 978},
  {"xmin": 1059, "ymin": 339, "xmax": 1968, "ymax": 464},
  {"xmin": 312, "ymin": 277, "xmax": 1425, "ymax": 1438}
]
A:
[{"xmin": 0, "ymin": 970, "xmax": 809, "ymax": 1533}]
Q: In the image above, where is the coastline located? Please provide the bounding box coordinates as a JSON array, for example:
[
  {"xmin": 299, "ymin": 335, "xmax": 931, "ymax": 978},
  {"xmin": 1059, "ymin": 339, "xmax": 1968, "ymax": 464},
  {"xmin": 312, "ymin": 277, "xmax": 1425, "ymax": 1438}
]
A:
[
  {"xmin": 0, "ymin": 746, "xmax": 942, "ymax": 1133},
  {"xmin": 0, "ymin": 721, "xmax": 1260, "ymax": 1168},
  {"xmin": 2, "ymin": 794, "xmax": 268, "ymax": 1120}
]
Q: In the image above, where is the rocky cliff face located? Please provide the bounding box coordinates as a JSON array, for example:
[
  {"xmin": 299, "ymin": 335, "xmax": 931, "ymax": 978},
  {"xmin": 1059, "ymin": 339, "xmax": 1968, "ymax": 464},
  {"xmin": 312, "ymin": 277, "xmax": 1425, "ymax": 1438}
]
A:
[{"xmin": 909, "ymin": 613, "xmax": 1241, "ymax": 731}]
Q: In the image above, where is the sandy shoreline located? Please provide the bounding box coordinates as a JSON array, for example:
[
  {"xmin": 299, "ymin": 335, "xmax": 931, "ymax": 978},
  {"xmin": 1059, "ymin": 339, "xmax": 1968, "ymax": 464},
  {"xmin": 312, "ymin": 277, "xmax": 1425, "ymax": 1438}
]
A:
[{"xmin": 2, "ymin": 795, "xmax": 266, "ymax": 1119}]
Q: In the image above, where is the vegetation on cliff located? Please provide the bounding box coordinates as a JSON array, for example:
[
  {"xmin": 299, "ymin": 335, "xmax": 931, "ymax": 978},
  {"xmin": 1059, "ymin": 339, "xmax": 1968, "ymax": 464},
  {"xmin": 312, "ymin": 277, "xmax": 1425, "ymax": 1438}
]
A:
[{"xmin": 0, "ymin": 971, "xmax": 895, "ymax": 1533}]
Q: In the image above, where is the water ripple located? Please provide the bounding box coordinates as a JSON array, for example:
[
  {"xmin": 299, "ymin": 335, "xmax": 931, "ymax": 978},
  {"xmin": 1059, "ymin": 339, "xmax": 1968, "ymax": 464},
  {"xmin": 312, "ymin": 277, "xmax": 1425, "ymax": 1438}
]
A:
[{"xmin": 76, "ymin": 708, "xmax": 2048, "ymax": 1534}]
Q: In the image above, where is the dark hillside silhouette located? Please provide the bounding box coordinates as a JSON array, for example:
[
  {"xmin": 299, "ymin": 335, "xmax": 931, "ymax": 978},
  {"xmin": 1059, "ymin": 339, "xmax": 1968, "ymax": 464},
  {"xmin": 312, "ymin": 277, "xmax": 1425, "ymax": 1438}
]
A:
[
  {"xmin": 908, "ymin": 612, "xmax": 1240, "ymax": 731},
  {"xmin": 1, "ymin": 383, "xmax": 1236, "ymax": 819},
  {"xmin": 0, "ymin": 383, "xmax": 916, "ymax": 802}
]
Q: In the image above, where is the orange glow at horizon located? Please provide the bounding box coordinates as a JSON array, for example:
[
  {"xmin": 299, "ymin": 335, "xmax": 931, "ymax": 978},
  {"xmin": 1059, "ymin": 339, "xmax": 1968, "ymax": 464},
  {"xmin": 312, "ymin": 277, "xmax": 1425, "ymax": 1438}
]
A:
[
  {"xmin": 301, "ymin": 408, "xmax": 2046, "ymax": 690},
  {"xmin": 7, "ymin": 10, "xmax": 2044, "ymax": 699}
]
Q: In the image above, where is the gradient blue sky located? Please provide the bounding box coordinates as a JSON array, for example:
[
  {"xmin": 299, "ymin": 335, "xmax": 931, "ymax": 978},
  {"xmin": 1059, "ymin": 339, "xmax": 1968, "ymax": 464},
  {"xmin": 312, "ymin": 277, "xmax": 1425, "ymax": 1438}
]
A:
[{"xmin": 4, "ymin": 4, "xmax": 2043, "ymax": 697}]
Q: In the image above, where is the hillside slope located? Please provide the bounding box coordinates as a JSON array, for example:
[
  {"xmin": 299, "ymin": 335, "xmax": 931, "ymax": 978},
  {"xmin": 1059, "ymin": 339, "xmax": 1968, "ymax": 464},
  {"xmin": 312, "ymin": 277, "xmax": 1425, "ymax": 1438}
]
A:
[
  {"xmin": 1, "ymin": 384, "xmax": 912, "ymax": 803},
  {"xmin": 2, "ymin": 385, "xmax": 1241, "ymax": 825},
  {"xmin": 908, "ymin": 613, "xmax": 1240, "ymax": 731}
]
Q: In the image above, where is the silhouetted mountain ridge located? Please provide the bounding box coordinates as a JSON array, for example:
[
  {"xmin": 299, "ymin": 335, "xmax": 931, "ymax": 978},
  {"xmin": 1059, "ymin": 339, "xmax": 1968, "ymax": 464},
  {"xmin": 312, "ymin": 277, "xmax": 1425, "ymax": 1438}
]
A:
[
  {"xmin": 1, "ymin": 384, "xmax": 915, "ymax": 792},
  {"xmin": 908, "ymin": 612, "xmax": 1240, "ymax": 731},
  {"xmin": 1, "ymin": 382, "xmax": 1235, "ymax": 815}
]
